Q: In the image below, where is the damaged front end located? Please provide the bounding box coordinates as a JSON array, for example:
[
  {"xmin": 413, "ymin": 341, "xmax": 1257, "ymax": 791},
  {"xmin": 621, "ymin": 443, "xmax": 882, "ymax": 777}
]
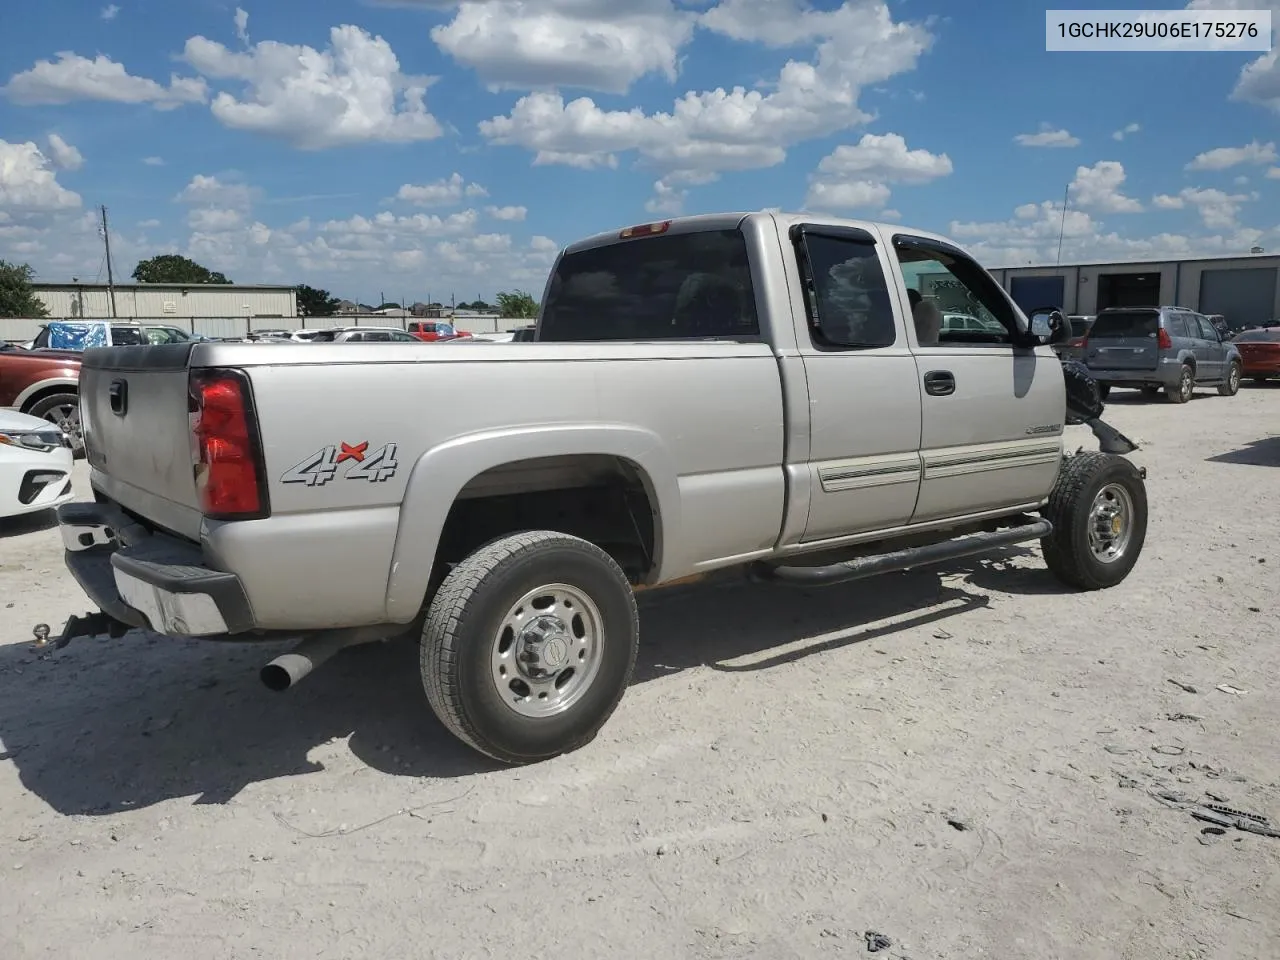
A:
[{"xmin": 1061, "ymin": 358, "xmax": 1140, "ymax": 455}]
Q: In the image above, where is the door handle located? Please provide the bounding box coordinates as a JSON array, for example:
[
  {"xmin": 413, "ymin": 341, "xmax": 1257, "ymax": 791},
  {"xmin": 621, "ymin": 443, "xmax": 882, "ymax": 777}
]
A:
[
  {"xmin": 108, "ymin": 379, "xmax": 128, "ymax": 416},
  {"xmin": 923, "ymin": 370, "xmax": 955, "ymax": 397}
]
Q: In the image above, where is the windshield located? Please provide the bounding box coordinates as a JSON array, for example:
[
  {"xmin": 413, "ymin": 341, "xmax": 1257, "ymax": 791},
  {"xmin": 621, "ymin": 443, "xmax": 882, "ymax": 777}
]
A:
[
  {"xmin": 1090, "ymin": 310, "xmax": 1158, "ymax": 338},
  {"xmin": 539, "ymin": 228, "xmax": 759, "ymax": 341}
]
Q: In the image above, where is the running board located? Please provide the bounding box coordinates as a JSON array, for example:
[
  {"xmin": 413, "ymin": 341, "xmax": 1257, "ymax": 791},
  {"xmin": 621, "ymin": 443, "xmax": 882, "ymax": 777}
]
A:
[{"xmin": 750, "ymin": 519, "xmax": 1054, "ymax": 587}]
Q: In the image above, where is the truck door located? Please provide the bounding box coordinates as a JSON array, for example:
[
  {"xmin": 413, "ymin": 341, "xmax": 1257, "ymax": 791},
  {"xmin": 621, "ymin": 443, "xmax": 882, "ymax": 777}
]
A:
[
  {"xmin": 888, "ymin": 233, "xmax": 1064, "ymax": 525},
  {"xmin": 789, "ymin": 223, "xmax": 923, "ymax": 542}
]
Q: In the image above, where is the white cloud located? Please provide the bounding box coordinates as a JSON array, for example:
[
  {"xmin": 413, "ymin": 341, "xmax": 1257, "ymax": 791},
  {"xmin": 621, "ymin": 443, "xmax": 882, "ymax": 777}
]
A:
[
  {"xmin": 45, "ymin": 133, "xmax": 84, "ymax": 171},
  {"xmin": 394, "ymin": 173, "xmax": 487, "ymax": 206},
  {"xmin": 1112, "ymin": 122, "xmax": 1140, "ymax": 141},
  {"xmin": 101, "ymin": 4, "xmax": 120, "ymax": 20},
  {"xmin": 480, "ymin": 1, "xmax": 933, "ymax": 183},
  {"xmin": 234, "ymin": 7, "xmax": 251, "ymax": 46},
  {"xmin": 142, "ymin": 156, "xmax": 165, "ymax": 166},
  {"xmin": 2, "ymin": 53, "xmax": 207, "ymax": 109},
  {"xmin": 1152, "ymin": 186, "xmax": 1251, "ymax": 228},
  {"xmin": 187, "ymin": 207, "xmax": 244, "ymax": 232},
  {"xmin": 486, "ymin": 205, "xmax": 528, "ymax": 221},
  {"xmin": 430, "ymin": 0, "xmax": 697, "ymax": 95},
  {"xmin": 1267, "ymin": 166, "xmax": 1280, "ymax": 179},
  {"xmin": 1235, "ymin": 174, "xmax": 1250, "ymax": 185},
  {"xmin": 1187, "ymin": 1, "xmax": 1280, "ymax": 111},
  {"xmin": 175, "ymin": 174, "xmax": 257, "ymax": 209},
  {"xmin": 0, "ymin": 140, "xmax": 82, "ymax": 212},
  {"xmin": 1069, "ymin": 161, "xmax": 1142, "ymax": 213},
  {"xmin": 530, "ymin": 235, "xmax": 560, "ymax": 254},
  {"xmin": 645, "ymin": 179, "xmax": 687, "ymax": 215},
  {"xmin": 1186, "ymin": 140, "xmax": 1277, "ymax": 171},
  {"xmin": 138, "ymin": 219, "xmax": 161, "ymax": 229},
  {"xmin": 182, "ymin": 24, "xmax": 443, "ymax": 148},
  {"xmin": 804, "ymin": 132, "xmax": 950, "ymax": 210},
  {"xmin": 1014, "ymin": 124, "xmax": 1080, "ymax": 148}
]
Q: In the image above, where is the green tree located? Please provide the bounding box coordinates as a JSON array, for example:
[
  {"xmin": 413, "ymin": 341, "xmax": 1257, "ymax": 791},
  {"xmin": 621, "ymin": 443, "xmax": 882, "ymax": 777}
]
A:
[
  {"xmin": 496, "ymin": 290, "xmax": 538, "ymax": 319},
  {"xmin": 0, "ymin": 260, "xmax": 49, "ymax": 318},
  {"xmin": 132, "ymin": 254, "xmax": 230, "ymax": 284},
  {"xmin": 296, "ymin": 284, "xmax": 340, "ymax": 317}
]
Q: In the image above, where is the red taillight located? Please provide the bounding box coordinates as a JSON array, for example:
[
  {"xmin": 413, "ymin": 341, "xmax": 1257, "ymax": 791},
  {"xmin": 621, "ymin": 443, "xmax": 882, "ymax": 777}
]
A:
[
  {"xmin": 190, "ymin": 369, "xmax": 268, "ymax": 520},
  {"xmin": 619, "ymin": 220, "xmax": 671, "ymax": 239},
  {"xmin": 1157, "ymin": 327, "xmax": 1173, "ymax": 350}
]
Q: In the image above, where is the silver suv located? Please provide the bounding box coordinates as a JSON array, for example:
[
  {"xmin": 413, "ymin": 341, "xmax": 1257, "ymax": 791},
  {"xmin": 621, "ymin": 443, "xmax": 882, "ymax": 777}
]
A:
[{"xmin": 1083, "ymin": 306, "xmax": 1242, "ymax": 403}]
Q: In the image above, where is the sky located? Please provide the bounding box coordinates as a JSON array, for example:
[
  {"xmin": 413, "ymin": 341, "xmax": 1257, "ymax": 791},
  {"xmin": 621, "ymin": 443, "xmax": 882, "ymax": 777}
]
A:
[{"xmin": 0, "ymin": 0, "xmax": 1278, "ymax": 304}]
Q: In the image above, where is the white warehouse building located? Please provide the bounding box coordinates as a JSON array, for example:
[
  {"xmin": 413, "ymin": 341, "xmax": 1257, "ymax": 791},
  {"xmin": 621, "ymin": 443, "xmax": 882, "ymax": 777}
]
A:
[{"xmin": 33, "ymin": 282, "xmax": 298, "ymax": 323}]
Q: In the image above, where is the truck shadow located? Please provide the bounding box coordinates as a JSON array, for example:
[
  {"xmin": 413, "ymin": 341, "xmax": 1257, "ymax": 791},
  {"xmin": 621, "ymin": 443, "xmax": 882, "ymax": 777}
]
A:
[
  {"xmin": 1206, "ymin": 436, "xmax": 1280, "ymax": 467},
  {"xmin": 0, "ymin": 568, "xmax": 996, "ymax": 816}
]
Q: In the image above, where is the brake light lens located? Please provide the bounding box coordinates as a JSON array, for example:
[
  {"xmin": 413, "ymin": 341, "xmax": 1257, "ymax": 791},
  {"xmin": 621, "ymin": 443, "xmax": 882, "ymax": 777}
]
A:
[
  {"xmin": 619, "ymin": 220, "xmax": 671, "ymax": 239},
  {"xmin": 1157, "ymin": 327, "xmax": 1173, "ymax": 350},
  {"xmin": 189, "ymin": 369, "xmax": 268, "ymax": 520}
]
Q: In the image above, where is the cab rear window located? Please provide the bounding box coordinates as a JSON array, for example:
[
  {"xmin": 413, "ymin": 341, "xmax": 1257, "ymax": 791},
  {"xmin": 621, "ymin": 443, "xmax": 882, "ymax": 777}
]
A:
[
  {"xmin": 539, "ymin": 228, "xmax": 759, "ymax": 341},
  {"xmin": 1090, "ymin": 311, "xmax": 1158, "ymax": 338}
]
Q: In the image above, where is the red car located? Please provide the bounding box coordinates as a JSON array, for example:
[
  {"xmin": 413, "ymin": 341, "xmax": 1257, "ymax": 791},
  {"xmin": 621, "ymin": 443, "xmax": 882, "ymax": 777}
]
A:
[
  {"xmin": 0, "ymin": 343, "xmax": 84, "ymax": 454},
  {"xmin": 407, "ymin": 320, "xmax": 471, "ymax": 342},
  {"xmin": 1232, "ymin": 327, "xmax": 1280, "ymax": 384}
]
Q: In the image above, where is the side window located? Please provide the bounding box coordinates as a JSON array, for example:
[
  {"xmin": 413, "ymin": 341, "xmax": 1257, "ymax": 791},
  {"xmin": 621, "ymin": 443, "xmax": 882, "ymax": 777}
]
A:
[
  {"xmin": 893, "ymin": 238, "xmax": 1017, "ymax": 347},
  {"xmin": 111, "ymin": 326, "xmax": 145, "ymax": 345},
  {"xmin": 796, "ymin": 232, "xmax": 897, "ymax": 349},
  {"xmin": 365, "ymin": 331, "xmax": 391, "ymax": 341},
  {"xmin": 1164, "ymin": 314, "xmax": 1187, "ymax": 339},
  {"xmin": 33, "ymin": 328, "xmax": 49, "ymax": 348},
  {"xmin": 345, "ymin": 332, "xmax": 364, "ymax": 342},
  {"xmin": 1195, "ymin": 315, "xmax": 1219, "ymax": 340}
]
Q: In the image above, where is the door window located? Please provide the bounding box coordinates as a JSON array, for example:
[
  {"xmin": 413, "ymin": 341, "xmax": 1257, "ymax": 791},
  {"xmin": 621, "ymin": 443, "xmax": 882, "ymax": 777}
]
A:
[
  {"xmin": 1163, "ymin": 313, "xmax": 1189, "ymax": 339},
  {"xmin": 893, "ymin": 237, "xmax": 1018, "ymax": 347},
  {"xmin": 794, "ymin": 230, "xmax": 897, "ymax": 349},
  {"xmin": 1195, "ymin": 315, "xmax": 1220, "ymax": 341}
]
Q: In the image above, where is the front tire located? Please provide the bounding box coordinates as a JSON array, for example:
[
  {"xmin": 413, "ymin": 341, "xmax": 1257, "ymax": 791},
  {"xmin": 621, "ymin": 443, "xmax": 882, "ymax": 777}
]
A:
[
  {"xmin": 1166, "ymin": 365, "xmax": 1194, "ymax": 404},
  {"xmin": 1218, "ymin": 361, "xmax": 1242, "ymax": 397},
  {"xmin": 420, "ymin": 531, "xmax": 639, "ymax": 764},
  {"xmin": 1041, "ymin": 453, "xmax": 1148, "ymax": 591}
]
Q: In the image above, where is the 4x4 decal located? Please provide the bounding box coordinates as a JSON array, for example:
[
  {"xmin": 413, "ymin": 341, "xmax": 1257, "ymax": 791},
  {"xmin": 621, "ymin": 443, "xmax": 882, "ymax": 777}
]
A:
[{"xmin": 281, "ymin": 442, "xmax": 400, "ymax": 486}]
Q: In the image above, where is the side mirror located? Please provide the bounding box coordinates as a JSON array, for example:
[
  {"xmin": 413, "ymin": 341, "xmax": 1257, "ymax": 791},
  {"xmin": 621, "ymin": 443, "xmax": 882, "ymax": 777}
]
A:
[{"xmin": 1029, "ymin": 307, "xmax": 1070, "ymax": 344}]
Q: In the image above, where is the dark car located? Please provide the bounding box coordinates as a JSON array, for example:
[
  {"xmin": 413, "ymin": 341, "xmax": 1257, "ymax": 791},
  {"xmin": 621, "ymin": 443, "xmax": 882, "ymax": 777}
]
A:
[{"xmin": 1051, "ymin": 314, "xmax": 1094, "ymax": 362}]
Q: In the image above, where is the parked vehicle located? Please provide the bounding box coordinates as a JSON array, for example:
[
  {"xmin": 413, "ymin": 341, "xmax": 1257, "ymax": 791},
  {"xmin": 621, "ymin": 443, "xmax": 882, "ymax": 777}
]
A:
[
  {"xmin": 1082, "ymin": 306, "xmax": 1242, "ymax": 403},
  {"xmin": 0, "ymin": 409, "xmax": 75, "ymax": 520},
  {"xmin": 1232, "ymin": 327, "xmax": 1280, "ymax": 384},
  {"xmin": 49, "ymin": 211, "xmax": 1148, "ymax": 765},
  {"xmin": 407, "ymin": 320, "xmax": 471, "ymax": 342},
  {"xmin": 0, "ymin": 342, "xmax": 84, "ymax": 455},
  {"xmin": 1051, "ymin": 315, "xmax": 1095, "ymax": 363},
  {"xmin": 299, "ymin": 326, "xmax": 422, "ymax": 343},
  {"xmin": 941, "ymin": 312, "xmax": 1003, "ymax": 335},
  {"xmin": 27, "ymin": 320, "xmax": 205, "ymax": 350}
]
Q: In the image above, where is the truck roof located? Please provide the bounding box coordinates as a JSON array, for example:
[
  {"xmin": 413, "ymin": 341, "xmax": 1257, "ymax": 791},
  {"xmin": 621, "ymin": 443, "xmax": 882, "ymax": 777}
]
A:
[{"xmin": 562, "ymin": 211, "xmax": 975, "ymax": 262}]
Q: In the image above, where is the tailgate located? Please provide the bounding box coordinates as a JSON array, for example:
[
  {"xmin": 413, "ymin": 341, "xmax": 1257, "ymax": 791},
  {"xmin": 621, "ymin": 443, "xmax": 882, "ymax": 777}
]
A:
[
  {"xmin": 1085, "ymin": 310, "xmax": 1160, "ymax": 371},
  {"xmin": 81, "ymin": 343, "xmax": 203, "ymax": 538}
]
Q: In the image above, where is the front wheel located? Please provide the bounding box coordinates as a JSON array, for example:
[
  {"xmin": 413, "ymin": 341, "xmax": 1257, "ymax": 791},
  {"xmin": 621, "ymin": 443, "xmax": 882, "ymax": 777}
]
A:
[
  {"xmin": 420, "ymin": 531, "xmax": 639, "ymax": 764},
  {"xmin": 1218, "ymin": 361, "xmax": 1242, "ymax": 397},
  {"xmin": 26, "ymin": 392, "xmax": 83, "ymax": 458},
  {"xmin": 1041, "ymin": 453, "xmax": 1148, "ymax": 591}
]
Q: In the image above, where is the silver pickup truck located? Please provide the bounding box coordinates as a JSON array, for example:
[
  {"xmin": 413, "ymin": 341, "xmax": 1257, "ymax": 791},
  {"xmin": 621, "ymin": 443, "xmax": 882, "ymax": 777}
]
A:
[{"xmin": 50, "ymin": 212, "xmax": 1148, "ymax": 764}]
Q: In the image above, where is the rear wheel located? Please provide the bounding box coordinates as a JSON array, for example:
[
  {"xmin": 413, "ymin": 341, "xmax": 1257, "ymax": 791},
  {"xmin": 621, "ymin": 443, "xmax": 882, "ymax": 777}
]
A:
[
  {"xmin": 1218, "ymin": 361, "xmax": 1242, "ymax": 397},
  {"xmin": 25, "ymin": 392, "xmax": 83, "ymax": 457},
  {"xmin": 420, "ymin": 531, "xmax": 639, "ymax": 764},
  {"xmin": 1165, "ymin": 365, "xmax": 1194, "ymax": 404},
  {"xmin": 1041, "ymin": 453, "xmax": 1147, "ymax": 591}
]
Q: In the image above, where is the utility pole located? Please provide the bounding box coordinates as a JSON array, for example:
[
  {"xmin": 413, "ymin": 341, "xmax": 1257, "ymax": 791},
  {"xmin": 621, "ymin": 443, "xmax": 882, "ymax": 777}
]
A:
[
  {"xmin": 100, "ymin": 205, "xmax": 118, "ymax": 318},
  {"xmin": 1055, "ymin": 183, "xmax": 1069, "ymax": 266}
]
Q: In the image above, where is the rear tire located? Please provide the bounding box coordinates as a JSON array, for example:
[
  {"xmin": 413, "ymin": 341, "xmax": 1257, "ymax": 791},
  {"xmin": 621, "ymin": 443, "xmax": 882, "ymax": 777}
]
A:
[
  {"xmin": 1218, "ymin": 361, "xmax": 1241, "ymax": 397},
  {"xmin": 420, "ymin": 531, "xmax": 639, "ymax": 764},
  {"xmin": 25, "ymin": 392, "xmax": 83, "ymax": 458},
  {"xmin": 1041, "ymin": 453, "xmax": 1147, "ymax": 591},
  {"xmin": 1165, "ymin": 365, "xmax": 1194, "ymax": 404}
]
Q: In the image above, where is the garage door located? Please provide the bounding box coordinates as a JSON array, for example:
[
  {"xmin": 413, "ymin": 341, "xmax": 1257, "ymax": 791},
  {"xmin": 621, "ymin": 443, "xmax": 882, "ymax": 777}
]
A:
[
  {"xmin": 1009, "ymin": 276, "xmax": 1066, "ymax": 314},
  {"xmin": 1199, "ymin": 267, "xmax": 1277, "ymax": 330}
]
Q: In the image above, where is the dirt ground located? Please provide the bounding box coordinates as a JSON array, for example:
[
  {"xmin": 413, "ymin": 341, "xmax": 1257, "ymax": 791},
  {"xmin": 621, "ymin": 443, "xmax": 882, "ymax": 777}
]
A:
[{"xmin": 1, "ymin": 384, "xmax": 1278, "ymax": 960}]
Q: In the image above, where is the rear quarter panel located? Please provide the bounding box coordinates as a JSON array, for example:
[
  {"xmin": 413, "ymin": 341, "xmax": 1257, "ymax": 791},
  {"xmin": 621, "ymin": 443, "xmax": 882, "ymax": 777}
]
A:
[{"xmin": 203, "ymin": 341, "xmax": 786, "ymax": 628}]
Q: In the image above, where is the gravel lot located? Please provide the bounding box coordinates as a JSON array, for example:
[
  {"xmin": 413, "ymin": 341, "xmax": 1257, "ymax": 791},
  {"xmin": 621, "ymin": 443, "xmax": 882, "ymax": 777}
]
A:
[{"xmin": 2, "ymin": 384, "xmax": 1278, "ymax": 960}]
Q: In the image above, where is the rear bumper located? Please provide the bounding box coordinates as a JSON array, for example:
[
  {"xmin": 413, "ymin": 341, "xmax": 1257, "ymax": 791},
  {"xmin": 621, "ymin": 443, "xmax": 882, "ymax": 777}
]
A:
[
  {"xmin": 57, "ymin": 501, "xmax": 254, "ymax": 637},
  {"xmin": 1086, "ymin": 365, "xmax": 1179, "ymax": 388},
  {"xmin": 1241, "ymin": 359, "xmax": 1280, "ymax": 376}
]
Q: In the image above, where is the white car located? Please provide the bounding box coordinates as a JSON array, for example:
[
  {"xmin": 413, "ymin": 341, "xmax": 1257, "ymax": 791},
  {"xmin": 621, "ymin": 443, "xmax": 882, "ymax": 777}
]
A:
[{"xmin": 0, "ymin": 409, "xmax": 75, "ymax": 520}]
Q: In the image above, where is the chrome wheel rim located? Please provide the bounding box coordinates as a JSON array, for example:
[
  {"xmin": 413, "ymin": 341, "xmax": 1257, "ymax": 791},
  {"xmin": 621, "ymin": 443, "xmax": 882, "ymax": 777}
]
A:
[
  {"xmin": 1229, "ymin": 365, "xmax": 1240, "ymax": 392},
  {"xmin": 1088, "ymin": 483, "xmax": 1134, "ymax": 564},
  {"xmin": 1180, "ymin": 371, "xmax": 1193, "ymax": 400},
  {"xmin": 43, "ymin": 403, "xmax": 82, "ymax": 453},
  {"xmin": 491, "ymin": 583, "xmax": 604, "ymax": 718}
]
